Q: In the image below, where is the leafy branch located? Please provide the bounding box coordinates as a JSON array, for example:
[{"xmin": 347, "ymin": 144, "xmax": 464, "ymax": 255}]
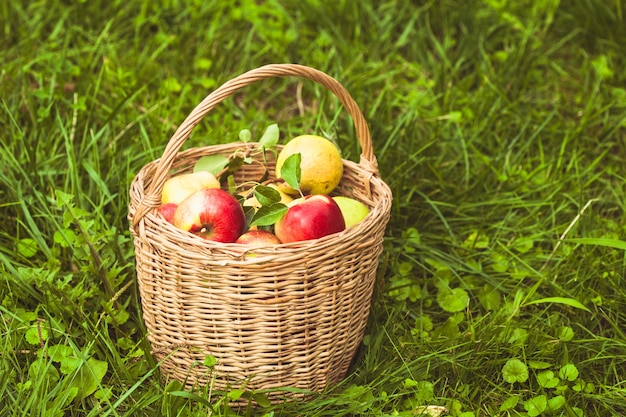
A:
[{"xmin": 192, "ymin": 123, "xmax": 302, "ymax": 231}]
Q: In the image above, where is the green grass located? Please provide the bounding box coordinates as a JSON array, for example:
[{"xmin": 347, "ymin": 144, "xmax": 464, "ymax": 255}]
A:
[{"xmin": 2, "ymin": 0, "xmax": 626, "ymax": 415}]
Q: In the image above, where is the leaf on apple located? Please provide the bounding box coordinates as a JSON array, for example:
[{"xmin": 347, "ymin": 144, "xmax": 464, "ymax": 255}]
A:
[
  {"xmin": 227, "ymin": 175, "xmax": 239, "ymax": 195},
  {"xmin": 228, "ymin": 155, "xmax": 246, "ymax": 173},
  {"xmin": 280, "ymin": 153, "xmax": 301, "ymax": 192},
  {"xmin": 242, "ymin": 204, "xmax": 256, "ymax": 226},
  {"xmin": 250, "ymin": 203, "xmax": 288, "ymax": 227},
  {"xmin": 258, "ymin": 123, "xmax": 279, "ymax": 150},
  {"xmin": 193, "ymin": 154, "xmax": 230, "ymax": 176},
  {"xmin": 253, "ymin": 184, "xmax": 282, "ymax": 206}
]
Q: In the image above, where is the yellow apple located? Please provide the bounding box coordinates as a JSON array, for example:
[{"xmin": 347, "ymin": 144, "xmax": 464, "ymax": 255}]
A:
[{"xmin": 161, "ymin": 171, "xmax": 220, "ymax": 205}]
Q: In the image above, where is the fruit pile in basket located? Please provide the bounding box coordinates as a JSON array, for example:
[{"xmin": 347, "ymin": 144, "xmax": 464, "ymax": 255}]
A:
[{"xmin": 157, "ymin": 125, "xmax": 371, "ymax": 246}]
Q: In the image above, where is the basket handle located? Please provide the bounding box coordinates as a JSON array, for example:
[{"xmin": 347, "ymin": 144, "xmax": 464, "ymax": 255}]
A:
[{"xmin": 133, "ymin": 64, "xmax": 378, "ymax": 227}]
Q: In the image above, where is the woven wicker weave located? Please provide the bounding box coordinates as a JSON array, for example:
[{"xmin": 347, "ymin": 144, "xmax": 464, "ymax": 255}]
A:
[{"xmin": 128, "ymin": 64, "xmax": 392, "ymax": 399}]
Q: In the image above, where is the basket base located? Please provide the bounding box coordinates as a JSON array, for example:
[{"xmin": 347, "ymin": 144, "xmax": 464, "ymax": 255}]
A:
[{"xmin": 152, "ymin": 342, "xmax": 357, "ymax": 404}]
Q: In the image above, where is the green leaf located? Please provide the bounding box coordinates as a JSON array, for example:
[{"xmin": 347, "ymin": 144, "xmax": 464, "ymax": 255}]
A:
[
  {"xmin": 48, "ymin": 345, "xmax": 73, "ymax": 362},
  {"xmin": 54, "ymin": 189, "xmax": 75, "ymax": 208},
  {"xmin": 252, "ymin": 393, "xmax": 272, "ymax": 408},
  {"xmin": 499, "ymin": 395, "xmax": 519, "ymax": 411},
  {"xmin": 25, "ymin": 325, "xmax": 47, "ymax": 345},
  {"xmin": 547, "ymin": 395, "xmax": 566, "ymax": 411},
  {"xmin": 508, "ymin": 328, "xmax": 529, "ymax": 345},
  {"xmin": 254, "ymin": 184, "xmax": 282, "ymax": 206},
  {"xmin": 74, "ymin": 358, "xmax": 109, "ymax": 400},
  {"xmin": 249, "ymin": 203, "xmax": 288, "ymax": 227},
  {"xmin": 448, "ymin": 110, "xmax": 462, "ymax": 122},
  {"xmin": 567, "ymin": 237, "xmax": 626, "ymax": 251},
  {"xmin": 258, "ymin": 123, "xmax": 279, "ymax": 149},
  {"xmin": 227, "ymin": 175, "xmax": 238, "ymax": 194},
  {"xmin": 559, "ymin": 363, "xmax": 579, "ymax": 381},
  {"xmin": 432, "ymin": 317, "xmax": 460, "ymax": 339},
  {"xmin": 572, "ymin": 378, "xmax": 586, "ymax": 392},
  {"xmin": 584, "ymin": 381, "xmax": 596, "ymax": 393},
  {"xmin": 477, "ymin": 284, "xmax": 501, "ymax": 311},
  {"xmin": 462, "ymin": 231, "xmax": 489, "ymax": 249},
  {"xmin": 388, "ymin": 277, "xmax": 421, "ymax": 302},
  {"xmin": 53, "ymin": 229, "xmax": 76, "ymax": 248},
  {"xmin": 193, "ymin": 154, "xmax": 230, "ymax": 176},
  {"xmin": 227, "ymin": 389, "xmax": 245, "ymax": 401},
  {"xmin": 94, "ymin": 386, "xmax": 113, "ymax": 400},
  {"xmin": 591, "ymin": 54, "xmax": 614, "ymax": 79},
  {"xmin": 169, "ymin": 390, "xmax": 213, "ymax": 408},
  {"xmin": 280, "ymin": 153, "xmax": 301, "ymax": 191},
  {"xmin": 528, "ymin": 360, "xmax": 552, "ymax": 369},
  {"xmin": 490, "ymin": 251, "xmax": 509, "ymax": 273},
  {"xmin": 164, "ymin": 77, "xmax": 182, "ymax": 92},
  {"xmin": 203, "ymin": 355, "xmax": 217, "ymax": 367},
  {"xmin": 512, "ymin": 236, "xmax": 534, "ymax": 253},
  {"xmin": 403, "ymin": 378, "xmax": 419, "ymax": 388},
  {"xmin": 239, "ymin": 128, "xmax": 252, "ymax": 142},
  {"xmin": 523, "ymin": 297, "xmax": 590, "ymax": 312},
  {"xmin": 414, "ymin": 380, "xmax": 434, "ymax": 403},
  {"xmin": 436, "ymin": 287, "xmax": 469, "ymax": 312},
  {"xmin": 524, "ymin": 395, "xmax": 547, "ymax": 417},
  {"xmin": 60, "ymin": 356, "xmax": 82, "ymax": 375},
  {"xmin": 397, "ymin": 261, "xmax": 412, "ymax": 276},
  {"xmin": 414, "ymin": 315, "xmax": 433, "ymax": 332},
  {"xmin": 228, "ymin": 155, "xmax": 247, "ymax": 173},
  {"xmin": 402, "ymin": 227, "xmax": 421, "ymax": 245},
  {"xmin": 17, "ymin": 238, "xmax": 38, "ymax": 258},
  {"xmin": 63, "ymin": 386, "xmax": 80, "ymax": 405},
  {"xmin": 502, "ymin": 358, "xmax": 528, "ymax": 383},
  {"xmin": 536, "ymin": 370, "xmax": 560, "ymax": 388},
  {"xmin": 28, "ymin": 358, "xmax": 59, "ymax": 383},
  {"xmin": 558, "ymin": 326, "xmax": 575, "ymax": 341}
]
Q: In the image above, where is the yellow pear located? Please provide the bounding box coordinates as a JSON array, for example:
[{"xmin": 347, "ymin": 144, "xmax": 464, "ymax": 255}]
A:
[{"xmin": 275, "ymin": 135, "xmax": 343, "ymax": 195}]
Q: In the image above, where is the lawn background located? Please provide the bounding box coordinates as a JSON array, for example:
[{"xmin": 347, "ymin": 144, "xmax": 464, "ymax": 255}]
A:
[{"xmin": 1, "ymin": 0, "xmax": 626, "ymax": 416}]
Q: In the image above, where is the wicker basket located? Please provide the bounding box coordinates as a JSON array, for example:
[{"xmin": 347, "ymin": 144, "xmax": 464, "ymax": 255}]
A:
[{"xmin": 128, "ymin": 64, "xmax": 392, "ymax": 399}]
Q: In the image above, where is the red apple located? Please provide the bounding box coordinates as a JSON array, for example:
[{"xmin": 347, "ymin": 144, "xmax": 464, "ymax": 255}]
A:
[
  {"xmin": 173, "ymin": 188, "xmax": 245, "ymax": 243},
  {"xmin": 157, "ymin": 203, "xmax": 178, "ymax": 223},
  {"xmin": 235, "ymin": 230, "xmax": 282, "ymax": 246},
  {"xmin": 274, "ymin": 194, "xmax": 346, "ymax": 243}
]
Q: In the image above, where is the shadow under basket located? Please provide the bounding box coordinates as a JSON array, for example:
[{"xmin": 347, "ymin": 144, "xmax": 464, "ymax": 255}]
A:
[{"xmin": 128, "ymin": 64, "xmax": 393, "ymax": 402}]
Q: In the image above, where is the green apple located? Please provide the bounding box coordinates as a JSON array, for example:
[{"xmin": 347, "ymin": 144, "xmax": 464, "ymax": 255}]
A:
[{"xmin": 332, "ymin": 196, "xmax": 370, "ymax": 228}]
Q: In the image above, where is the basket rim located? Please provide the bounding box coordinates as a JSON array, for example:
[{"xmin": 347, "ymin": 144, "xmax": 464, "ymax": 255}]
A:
[{"xmin": 128, "ymin": 142, "xmax": 393, "ymax": 261}]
